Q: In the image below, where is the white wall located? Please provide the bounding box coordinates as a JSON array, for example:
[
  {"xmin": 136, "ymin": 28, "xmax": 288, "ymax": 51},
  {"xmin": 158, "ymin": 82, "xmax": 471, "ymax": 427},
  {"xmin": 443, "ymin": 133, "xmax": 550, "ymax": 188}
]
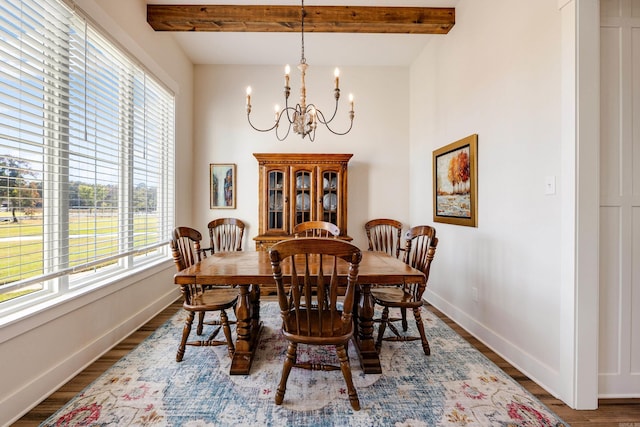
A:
[
  {"xmin": 0, "ymin": 0, "xmax": 194, "ymax": 424},
  {"xmin": 193, "ymin": 64, "xmax": 411, "ymax": 250},
  {"xmin": 410, "ymin": 0, "xmax": 569, "ymax": 402}
]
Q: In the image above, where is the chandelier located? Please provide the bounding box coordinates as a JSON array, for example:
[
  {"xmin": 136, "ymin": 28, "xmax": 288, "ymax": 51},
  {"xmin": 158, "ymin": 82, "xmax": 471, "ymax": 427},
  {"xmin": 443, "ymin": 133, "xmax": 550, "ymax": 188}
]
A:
[{"xmin": 245, "ymin": 0, "xmax": 355, "ymax": 141}]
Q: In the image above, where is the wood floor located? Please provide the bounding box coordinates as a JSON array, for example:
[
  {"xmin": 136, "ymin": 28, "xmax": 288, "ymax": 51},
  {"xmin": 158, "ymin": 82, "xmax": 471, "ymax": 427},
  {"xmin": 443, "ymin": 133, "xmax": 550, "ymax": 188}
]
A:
[{"xmin": 13, "ymin": 299, "xmax": 640, "ymax": 426}]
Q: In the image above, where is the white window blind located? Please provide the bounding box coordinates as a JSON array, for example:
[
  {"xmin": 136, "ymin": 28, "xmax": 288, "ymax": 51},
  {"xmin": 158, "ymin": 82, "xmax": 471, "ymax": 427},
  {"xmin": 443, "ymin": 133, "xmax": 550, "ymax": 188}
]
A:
[{"xmin": 0, "ymin": 0, "xmax": 175, "ymax": 309}]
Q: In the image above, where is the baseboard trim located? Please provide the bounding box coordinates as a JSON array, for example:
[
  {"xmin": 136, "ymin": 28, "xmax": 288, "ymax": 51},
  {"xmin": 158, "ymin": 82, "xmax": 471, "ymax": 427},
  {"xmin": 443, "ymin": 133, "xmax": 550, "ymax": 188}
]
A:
[
  {"xmin": 423, "ymin": 289, "xmax": 564, "ymax": 403},
  {"xmin": 2, "ymin": 288, "xmax": 179, "ymax": 426}
]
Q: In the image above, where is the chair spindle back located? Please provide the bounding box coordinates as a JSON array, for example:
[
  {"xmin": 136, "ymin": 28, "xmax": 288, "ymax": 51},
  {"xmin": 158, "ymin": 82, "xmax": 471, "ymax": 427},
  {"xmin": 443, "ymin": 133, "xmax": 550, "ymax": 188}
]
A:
[
  {"xmin": 269, "ymin": 238, "xmax": 361, "ymax": 338},
  {"xmin": 207, "ymin": 218, "xmax": 246, "ymax": 254},
  {"xmin": 365, "ymin": 218, "xmax": 403, "ymax": 258},
  {"xmin": 293, "ymin": 221, "xmax": 340, "ymax": 238}
]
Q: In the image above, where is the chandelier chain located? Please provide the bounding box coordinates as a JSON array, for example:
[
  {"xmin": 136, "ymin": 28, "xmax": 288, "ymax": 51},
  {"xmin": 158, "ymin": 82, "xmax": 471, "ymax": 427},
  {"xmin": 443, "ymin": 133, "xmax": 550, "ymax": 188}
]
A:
[{"xmin": 300, "ymin": 0, "xmax": 306, "ymax": 65}]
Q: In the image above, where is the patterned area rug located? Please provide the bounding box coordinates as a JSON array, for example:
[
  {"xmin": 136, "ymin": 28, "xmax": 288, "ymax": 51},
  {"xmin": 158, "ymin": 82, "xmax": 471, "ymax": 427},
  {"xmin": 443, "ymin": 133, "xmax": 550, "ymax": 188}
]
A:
[{"xmin": 42, "ymin": 302, "xmax": 568, "ymax": 426}]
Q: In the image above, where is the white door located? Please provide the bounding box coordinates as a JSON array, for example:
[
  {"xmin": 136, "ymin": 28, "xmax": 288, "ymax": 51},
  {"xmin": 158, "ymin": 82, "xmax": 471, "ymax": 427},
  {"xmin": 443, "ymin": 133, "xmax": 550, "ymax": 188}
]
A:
[{"xmin": 599, "ymin": 0, "xmax": 640, "ymax": 397}]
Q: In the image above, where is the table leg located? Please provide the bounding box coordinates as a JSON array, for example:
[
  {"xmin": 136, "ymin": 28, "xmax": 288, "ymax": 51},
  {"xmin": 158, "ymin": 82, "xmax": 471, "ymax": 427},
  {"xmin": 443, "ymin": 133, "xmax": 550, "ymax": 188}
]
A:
[
  {"xmin": 230, "ymin": 284, "xmax": 262, "ymax": 375},
  {"xmin": 251, "ymin": 284, "xmax": 261, "ymax": 331},
  {"xmin": 353, "ymin": 283, "xmax": 382, "ymax": 374}
]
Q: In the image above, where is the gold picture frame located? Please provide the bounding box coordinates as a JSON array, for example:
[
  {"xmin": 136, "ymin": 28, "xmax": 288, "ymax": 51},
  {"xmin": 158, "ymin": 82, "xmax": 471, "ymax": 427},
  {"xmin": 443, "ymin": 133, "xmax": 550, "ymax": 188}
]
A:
[
  {"xmin": 210, "ymin": 163, "xmax": 236, "ymax": 209},
  {"xmin": 433, "ymin": 134, "xmax": 478, "ymax": 227}
]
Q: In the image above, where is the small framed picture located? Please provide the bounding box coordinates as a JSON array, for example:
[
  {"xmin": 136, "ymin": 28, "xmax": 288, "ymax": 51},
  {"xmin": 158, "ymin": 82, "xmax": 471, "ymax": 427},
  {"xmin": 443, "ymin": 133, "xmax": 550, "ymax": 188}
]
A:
[
  {"xmin": 433, "ymin": 134, "xmax": 478, "ymax": 227},
  {"xmin": 210, "ymin": 163, "xmax": 236, "ymax": 209}
]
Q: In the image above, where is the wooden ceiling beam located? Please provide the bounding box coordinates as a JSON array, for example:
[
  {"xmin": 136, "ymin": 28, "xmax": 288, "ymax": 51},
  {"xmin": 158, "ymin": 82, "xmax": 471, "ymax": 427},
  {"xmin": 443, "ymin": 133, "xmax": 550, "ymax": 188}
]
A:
[{"xmin": 147, "ymin": 5, "xmax": 455, "ymax": 34}]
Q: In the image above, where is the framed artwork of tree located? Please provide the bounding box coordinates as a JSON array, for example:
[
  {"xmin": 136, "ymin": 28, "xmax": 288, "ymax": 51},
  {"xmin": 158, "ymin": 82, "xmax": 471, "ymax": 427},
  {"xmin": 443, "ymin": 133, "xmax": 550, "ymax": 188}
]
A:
[{"xmin": 432, "ymin": 134, "xmax": 478, "ymax": 227}]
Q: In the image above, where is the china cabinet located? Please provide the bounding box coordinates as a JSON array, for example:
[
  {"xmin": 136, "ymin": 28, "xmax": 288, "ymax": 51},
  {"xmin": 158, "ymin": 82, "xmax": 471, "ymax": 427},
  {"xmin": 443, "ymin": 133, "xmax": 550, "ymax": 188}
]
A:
[{"xmin": 253, "ymin": 153, "xmax": 352, "ymax": 250}]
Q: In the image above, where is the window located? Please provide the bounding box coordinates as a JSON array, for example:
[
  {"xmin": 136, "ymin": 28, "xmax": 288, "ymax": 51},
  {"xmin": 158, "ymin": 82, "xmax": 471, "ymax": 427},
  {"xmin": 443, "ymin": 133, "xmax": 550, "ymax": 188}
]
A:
[{"xmin": 0, "ymin": 0, "xmax": 175, "ymax": 313}]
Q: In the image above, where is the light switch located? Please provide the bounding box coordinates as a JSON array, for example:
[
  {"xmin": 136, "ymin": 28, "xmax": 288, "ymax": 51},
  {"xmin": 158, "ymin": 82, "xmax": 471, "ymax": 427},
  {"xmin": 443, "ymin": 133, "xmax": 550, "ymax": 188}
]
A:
[{"xmin": 545, "ymin": 176, "xmax": 556, "ymax": 195}]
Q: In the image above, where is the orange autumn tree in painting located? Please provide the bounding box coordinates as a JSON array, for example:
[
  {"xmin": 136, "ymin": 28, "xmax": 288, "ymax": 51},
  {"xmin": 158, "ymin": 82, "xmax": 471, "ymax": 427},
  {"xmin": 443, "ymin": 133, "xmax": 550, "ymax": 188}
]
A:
[{"xmin": 446, "ymin": 150, "xmax": 470, "ymax": 194}]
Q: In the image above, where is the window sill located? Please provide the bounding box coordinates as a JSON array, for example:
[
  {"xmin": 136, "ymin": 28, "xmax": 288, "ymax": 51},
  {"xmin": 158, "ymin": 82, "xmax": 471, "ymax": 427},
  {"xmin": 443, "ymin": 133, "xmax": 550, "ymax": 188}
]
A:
[{"xmin": 0, "ymin": 257, "xmax": 174, "ymax": 345}]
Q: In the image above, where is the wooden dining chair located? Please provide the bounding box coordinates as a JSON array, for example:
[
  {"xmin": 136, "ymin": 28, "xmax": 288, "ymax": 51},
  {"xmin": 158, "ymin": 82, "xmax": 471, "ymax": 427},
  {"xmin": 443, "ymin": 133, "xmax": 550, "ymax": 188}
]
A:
[
  {"xmin": 269, "ymin": 238, "xmax": 362, "ymax": 410},
  {"xmin": 171, "ymin": 226, "xmax": 238, "ymax": 361},
  {"xmin": 200, "ymin": 218, "xmax": 246, "ymax": 332},
  {"xmin": 206, "ymin": 217, "xmax": 246, "ymax": 254},
  {"xmin": 371, "ymin": 225, "xmax": 438, "ymax": 356},
  {"xmin": 364, "ymin": 218, "xmax": 403, "ymax": 258},
  {"xmin": 293, "ymin": 220, "xmax": 340, "ymax": 238}
]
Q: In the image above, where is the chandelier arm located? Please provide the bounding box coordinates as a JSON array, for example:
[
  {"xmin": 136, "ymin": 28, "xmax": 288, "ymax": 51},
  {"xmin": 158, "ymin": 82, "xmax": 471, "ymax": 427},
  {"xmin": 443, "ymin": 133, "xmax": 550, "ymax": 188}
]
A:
[
  {"xmin": 317, "ymin": 111, "xmax": 354, "ymax": 136},
  {"xmin": 308, "ymin": 100, "xmax": 339, "ymax": 126},
  {"xmin": 320, "ymin": 89, "xmax": 341, "ymax": 124},
  {"xmin": 313, "ymin": 107, "xmax": 342, "ymax": 130},
  {"xmin": 247, "ymin": 111, "xmax": 280, "ymax": 133},
  {"xmin": 283, "ymin": 103, "xmax": 298, "ymax": 124},
  {"xmin": 275, "ymin": 120, "xmax": 293, "ymax": 141}
]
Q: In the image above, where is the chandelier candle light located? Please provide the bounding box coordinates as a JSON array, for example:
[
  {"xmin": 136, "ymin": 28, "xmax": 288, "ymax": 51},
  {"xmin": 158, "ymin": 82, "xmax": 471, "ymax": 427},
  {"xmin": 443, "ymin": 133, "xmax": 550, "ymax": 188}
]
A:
[{"xmin": 245, "ymin": 0, "xmax": 355, "ymax": 141}]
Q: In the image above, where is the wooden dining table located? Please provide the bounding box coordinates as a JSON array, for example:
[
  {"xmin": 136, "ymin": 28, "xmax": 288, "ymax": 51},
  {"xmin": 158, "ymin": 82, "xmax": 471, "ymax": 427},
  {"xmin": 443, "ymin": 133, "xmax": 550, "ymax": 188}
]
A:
[{"xmin": 173, "ymin": 249, "xmax": 426, "ymax": 375}]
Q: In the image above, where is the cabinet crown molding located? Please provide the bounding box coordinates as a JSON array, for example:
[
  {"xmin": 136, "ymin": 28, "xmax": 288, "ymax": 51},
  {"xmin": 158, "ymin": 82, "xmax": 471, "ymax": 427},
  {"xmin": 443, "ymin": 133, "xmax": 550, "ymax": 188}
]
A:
[{"xmin": 253, "ymin": 153, "xmax": 353, "ymax": 165}]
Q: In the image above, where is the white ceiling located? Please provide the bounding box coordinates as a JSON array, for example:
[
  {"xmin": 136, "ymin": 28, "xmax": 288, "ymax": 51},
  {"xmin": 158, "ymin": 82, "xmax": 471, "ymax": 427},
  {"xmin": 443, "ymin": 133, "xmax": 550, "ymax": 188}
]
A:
[{"xmin": 145, "ymin": 0, "xmax": 459, "ymax": 66}]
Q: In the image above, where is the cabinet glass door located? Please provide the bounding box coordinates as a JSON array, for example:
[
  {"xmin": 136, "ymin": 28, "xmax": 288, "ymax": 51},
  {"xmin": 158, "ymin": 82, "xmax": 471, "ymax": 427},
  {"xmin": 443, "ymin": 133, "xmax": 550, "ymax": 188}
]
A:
[
  {"xmin": 321, "ymin": 170, "xmax": 338, "ymax": 225},
  {"xmin": 294, "ymin": 170, "xmax": 312, "ymax": 226},
  {"xmin": 268, "ymin": 170, "xmax": 284, "ymax": 230}
]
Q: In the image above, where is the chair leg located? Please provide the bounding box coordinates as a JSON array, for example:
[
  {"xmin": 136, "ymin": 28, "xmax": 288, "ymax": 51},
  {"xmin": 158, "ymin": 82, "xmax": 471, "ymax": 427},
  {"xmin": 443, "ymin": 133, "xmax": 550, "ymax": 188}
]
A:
[
  {"xmin": 375, "ymin": 306, "xmax": 389, "ymax": 352},
  {"xmin": 336, "ymin": 343, "xmax": 360, "ymax": 411},
  {"xmin": 197, "ymin": 311, "xmax": 205, "ymax": 335},
  {"xmin": 276, "ymin": 342, "xmax": 297, "ymax": 405},
  {"xmin": 413, "ymin": 307, "xmax": 431, "ymax": 356},
  {"xmin": 220, "ymin": 309, "xmax": 235, "ymax": 357},
  {"xmin": 177, "ymin": 310, "xmax": 195, "ymax": 362},
  {"xmin": 401, "ymin": 307, "xmax": 408, "ymax": 331}
]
